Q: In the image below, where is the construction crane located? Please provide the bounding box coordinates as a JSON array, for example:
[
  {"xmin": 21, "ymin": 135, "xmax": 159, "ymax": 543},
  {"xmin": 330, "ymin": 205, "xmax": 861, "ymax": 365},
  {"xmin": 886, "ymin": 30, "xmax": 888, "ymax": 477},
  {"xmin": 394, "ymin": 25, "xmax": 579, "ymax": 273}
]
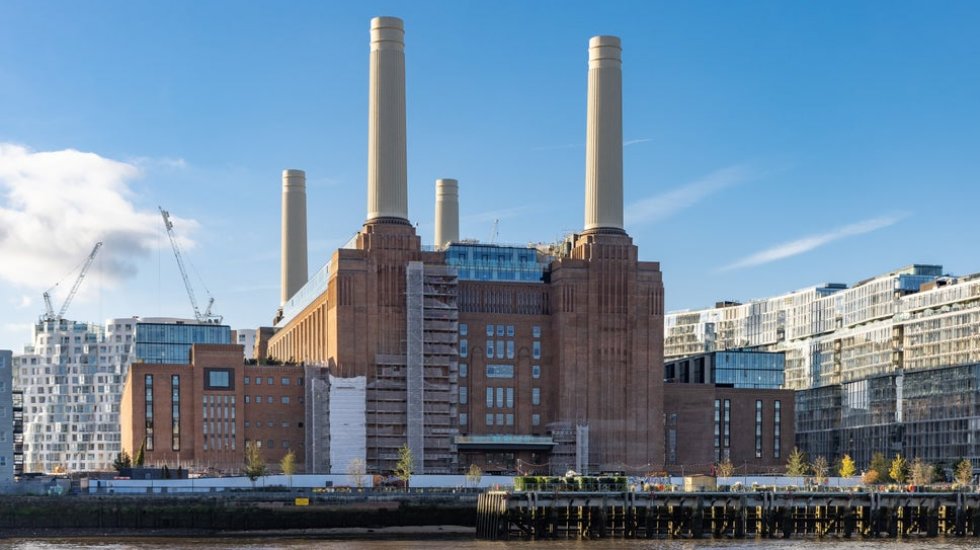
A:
[
  {"xmin": 159, "ymin": 206, "xmax": 222, "ymax": 324},
  {"xmin": 41, "ymin": 241, "xmax": 103, "ymax": 322},
  {"xmin": 489, "ymin": 218, "xmax": 499, "ymax": 244}
]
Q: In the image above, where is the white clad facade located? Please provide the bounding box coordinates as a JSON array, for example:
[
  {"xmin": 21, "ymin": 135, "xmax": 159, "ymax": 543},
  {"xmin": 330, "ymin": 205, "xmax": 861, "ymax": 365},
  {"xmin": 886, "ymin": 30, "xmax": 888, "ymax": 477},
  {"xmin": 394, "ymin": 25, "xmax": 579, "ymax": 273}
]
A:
[{"xmin": 13, "ymin": 318, "xmax": 134, "ymax": 473}]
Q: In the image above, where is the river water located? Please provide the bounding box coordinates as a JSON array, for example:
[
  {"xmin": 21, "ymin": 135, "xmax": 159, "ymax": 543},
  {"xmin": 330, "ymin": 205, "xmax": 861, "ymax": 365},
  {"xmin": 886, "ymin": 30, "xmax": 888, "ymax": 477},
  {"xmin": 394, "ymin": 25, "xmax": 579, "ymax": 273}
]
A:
[{"xmin": 2, "ymin": 539, "xmax": 980, "ymax": 549}]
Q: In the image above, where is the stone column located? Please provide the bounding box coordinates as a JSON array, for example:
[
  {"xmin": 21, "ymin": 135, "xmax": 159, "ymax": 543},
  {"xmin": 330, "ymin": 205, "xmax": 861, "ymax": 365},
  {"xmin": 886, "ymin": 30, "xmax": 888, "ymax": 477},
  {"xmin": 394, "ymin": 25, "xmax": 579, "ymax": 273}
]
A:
[
  {"xmin": 584, "ymin": 35, "xmax": 625, "ymax": 233},
  {"xmin": 281, "ymin": 169, "xmax": 308, "ymax": 304},
  {"xmin": 366, "ymin": 16, "xmax": 409, "ymax": 224},
  {"xmin": 434, "ymin": 178, "xmax": 459, "ymax": 249}
]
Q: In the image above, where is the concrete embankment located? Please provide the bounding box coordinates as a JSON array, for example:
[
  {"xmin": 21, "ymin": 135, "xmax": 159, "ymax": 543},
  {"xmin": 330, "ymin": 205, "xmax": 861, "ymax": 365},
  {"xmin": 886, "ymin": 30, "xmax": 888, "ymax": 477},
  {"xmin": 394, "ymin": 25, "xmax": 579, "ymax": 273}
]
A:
[{"xmin": 0, "ymin": 493, "xmax": 477, "ymax": 537}]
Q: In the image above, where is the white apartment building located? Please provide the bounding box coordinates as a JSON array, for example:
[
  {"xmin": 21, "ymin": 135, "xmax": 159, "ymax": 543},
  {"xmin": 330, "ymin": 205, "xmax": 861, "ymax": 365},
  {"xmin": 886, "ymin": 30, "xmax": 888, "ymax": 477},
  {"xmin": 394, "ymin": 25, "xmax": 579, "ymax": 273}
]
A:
[
  {"xmin": 666, "ymin": 264, "xmax": 980, "ymax": 466},
  {"xmin": 12, "ymin": 318, "xmax": 136, "ymax": 473}
]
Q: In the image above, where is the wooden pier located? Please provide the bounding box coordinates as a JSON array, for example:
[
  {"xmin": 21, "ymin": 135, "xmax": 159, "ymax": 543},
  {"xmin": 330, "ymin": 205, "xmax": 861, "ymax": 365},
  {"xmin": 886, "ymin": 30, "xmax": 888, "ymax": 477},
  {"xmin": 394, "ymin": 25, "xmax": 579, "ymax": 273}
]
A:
[{"xmin": 476, "ymin": 490, "xmax": 980, "ymax": 540}]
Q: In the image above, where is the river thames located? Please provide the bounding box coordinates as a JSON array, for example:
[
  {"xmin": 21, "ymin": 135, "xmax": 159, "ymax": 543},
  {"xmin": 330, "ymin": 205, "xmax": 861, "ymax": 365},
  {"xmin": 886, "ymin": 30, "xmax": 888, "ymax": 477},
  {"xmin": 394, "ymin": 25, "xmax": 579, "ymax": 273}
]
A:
[{"xmin": 2, "ymin": 539, "xmax": 980, "ymax": 549}]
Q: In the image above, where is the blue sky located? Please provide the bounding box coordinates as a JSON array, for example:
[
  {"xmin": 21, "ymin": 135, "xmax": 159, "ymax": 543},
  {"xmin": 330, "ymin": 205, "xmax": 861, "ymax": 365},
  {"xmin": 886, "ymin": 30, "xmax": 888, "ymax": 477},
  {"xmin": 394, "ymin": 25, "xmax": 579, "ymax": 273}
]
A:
[{"xmin": 2, "ymin": 1, "xmax": 979, "ymax": 351}]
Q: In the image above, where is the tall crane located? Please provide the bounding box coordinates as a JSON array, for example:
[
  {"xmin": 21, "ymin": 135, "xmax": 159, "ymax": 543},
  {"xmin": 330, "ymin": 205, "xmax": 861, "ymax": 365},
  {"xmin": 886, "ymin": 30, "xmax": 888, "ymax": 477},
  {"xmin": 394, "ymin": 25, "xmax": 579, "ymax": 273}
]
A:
[
  {"xmin": 159, "ymin": 206, "xmax": 222, "ymax": 324},
  {"xmin": 41, "ymin": 241, "xmax": 103, "ymax": 322}
]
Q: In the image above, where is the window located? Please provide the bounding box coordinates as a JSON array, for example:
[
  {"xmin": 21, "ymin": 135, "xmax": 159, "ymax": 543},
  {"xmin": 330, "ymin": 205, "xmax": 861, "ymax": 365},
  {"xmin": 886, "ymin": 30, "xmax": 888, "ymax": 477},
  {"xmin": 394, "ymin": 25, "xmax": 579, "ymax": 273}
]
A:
[
  {"xmin": 774, "ymin": 400, "xmax": 782, "ymax": 459},
  {"xmin": 496, "ymin": 340, "xmax": 504, "ymax": 358},
  {"xmin": 507, "ymin": 341, "xmax": 515, "ymax": 359},
  {"xmin": 171, "ymin": 375, "xmax": 180, "ymax": 452},
  {"xmin": 255, "ymin": 377, "xmax": 262, "ymax": 385},
  {"xmin": 255, "ymin": 396, "xmax": 262, "ymax": 404},
  {"xmin": 267, "ymin": 377, "xmax": 273, "ymax": 385},
  {"xmin": 506, "ymin": 325, "xmax": 515, "ymax": 337},
  {"xmin": 531, "ymin": 387, "xmax": 540, "ymax": 405},
  {"xmin": 460, "ymin": 387, "xmax": 468, "ymax": 404},
  {"xmin": 281, "ymin": 377, "xmax": 290, "ymax": 385},
  {"xmin": 755, "ymin": 400, "xmax": 763, "ymax": 459},
  {"xmin": 281, "ymin": 396, "xmax": 290, "ymax": 404},
  {"xmin": 531, "ymin": 365, "xmax": 541, "ymax": 379},
  {"xmin": 506, "ymin": 387, "xmax": 514, "ymax": 408},
  {"xmin": 496, "ymin": 387, "xmax": 504, "ymax": 408},
  {"xmin": 532, "ymin": 325, "xmax": 541, "ymax": 338},
  {"xmin": 486, "ymin": 388, "xmax": 493, "ymax": 408},
  {"xmin": 206, "ymin": 369, "xmax": 233, "ymax": 389},
  {"xmin": 486, "ymin": 341, "xmax": 493, "ymax": 358},
  {"xmin": 532, "ymin": 414, "xmax": 540, "ymax": 426},
  {"xmin": 460, "ymin": 413, "xmax": 468, "ymax": 425},
  {"xmin": 713, "ymin": 399, "xmax": 721, "ymax": 461},
  {"xmin": 486, "ymin": 364, "xmax": 514, "ymax": 378},
  {"xmin": 486, "ymin": 325, "xmax": 494, "ymax": 337},
  {"xmin": 506, "ymin": 414, "xmax": 514, "ymax": 426},
  {"xmin": 496, "ymin": 413, "xmax": 504, "ymax": 425},
  {"xmin": 485, "ymin": 414, "xmax": 493, "ymax": 426},
  {"xmin": 532, "ymin": 341, "xmax": 541, "ymax": 359},
  {"xmin": 460, "ymin": 339, "xmax": 468, "ymax": 357},
  {"xmin": 459, "ymin": 363, "xmax": 468, "ymax": 377},
  {"xmin": 244, "ymin": 376, "xmax": 250, "ymax": 385},
  {"xmin": 460, "ymin": 323, "xmax": 468, "ymax": 336},
  {"xmin": 245, "ymin": 396, "xmax": 250, "ymax": 403},
  {"xmin": 723, "ymin": 399, "xmax": 731, "ymax": 458},
  {"xmin": 144, "ymin": 375, "xmax": 153, "ymax": 451},
  {"xmin": 496, "ymin": 325, "xmax": 505, "ymax": 337}
]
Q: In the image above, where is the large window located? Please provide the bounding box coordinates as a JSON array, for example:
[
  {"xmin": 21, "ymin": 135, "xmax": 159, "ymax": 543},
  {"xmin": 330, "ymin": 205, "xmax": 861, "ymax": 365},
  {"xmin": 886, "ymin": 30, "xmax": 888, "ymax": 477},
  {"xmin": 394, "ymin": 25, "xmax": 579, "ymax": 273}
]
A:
[
  {"xmin": 145, "ymin": 374, "xmax": 154, "ymax": 451},
  {"xmin": 754, "ymin": 400, "xmax": 763, "ymax": 459},
  {"xmin": 171, "ymin": 375, "xmax": 180, "ymax": 452},
  {"xmin": 205, "ymin": 368, "xmax": 233, "ymax": 390},
  {"xmin": 531, "ymin": 387, "xmax": 540, "ymax": 405},
  {"xmin": 486, "ymin": 364, "xmax": 514, "ymax": 378},
  {"xmin": 723, "ymin": 399, "xmax": 731, "ymax": 459},
  {"xmin": 459, "ymin": 386, "xmax": 468, "ymax": 404},
  {"xmin": 713, "ymin": 399, "xmax": 720, "ymax": 461},
  {"xmin": 774, "ymin": 400, "xmax": 782, "ymax": 459}
]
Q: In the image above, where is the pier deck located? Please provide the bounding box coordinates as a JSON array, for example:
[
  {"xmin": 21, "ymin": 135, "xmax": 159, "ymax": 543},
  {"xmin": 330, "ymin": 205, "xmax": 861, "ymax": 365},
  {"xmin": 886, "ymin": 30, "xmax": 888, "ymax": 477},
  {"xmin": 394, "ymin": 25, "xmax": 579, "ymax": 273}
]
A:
[{"xmin": 476, "ymin": 490, "xmax": 980, "ymax": 540}]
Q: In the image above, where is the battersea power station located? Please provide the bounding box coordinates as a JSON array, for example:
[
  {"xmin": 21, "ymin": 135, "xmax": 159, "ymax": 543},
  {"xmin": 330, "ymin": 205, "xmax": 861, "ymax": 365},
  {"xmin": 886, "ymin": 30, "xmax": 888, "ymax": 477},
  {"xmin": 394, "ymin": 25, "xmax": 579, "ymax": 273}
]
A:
[{"xmin": 255, "ymin": 17, "xmax": 793, "ymax": 476}]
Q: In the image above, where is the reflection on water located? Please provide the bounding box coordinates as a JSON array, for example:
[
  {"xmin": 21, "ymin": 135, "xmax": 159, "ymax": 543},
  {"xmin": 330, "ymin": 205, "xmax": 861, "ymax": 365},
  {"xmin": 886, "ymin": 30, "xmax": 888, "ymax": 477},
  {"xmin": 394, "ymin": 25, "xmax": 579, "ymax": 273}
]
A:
[{"xmin": 3, "ymin": 539, "xmax": 980, "ymax": 550}]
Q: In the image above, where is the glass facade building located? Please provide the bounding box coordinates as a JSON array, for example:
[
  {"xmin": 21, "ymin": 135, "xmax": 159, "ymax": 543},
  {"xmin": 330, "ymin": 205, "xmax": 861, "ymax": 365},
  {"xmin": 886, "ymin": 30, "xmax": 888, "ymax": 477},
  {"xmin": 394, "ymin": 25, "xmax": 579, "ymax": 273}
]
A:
[
  {"xmin": 445, "ymin": 243, "xmax": 549, "ymax": 282},
  {"xmin": 664, "ymin": 350, "xmax": 785, "ymax": 389},
  {"xmin": 135, "ymin": 322, "xmax": 231, "ymax": 364}
]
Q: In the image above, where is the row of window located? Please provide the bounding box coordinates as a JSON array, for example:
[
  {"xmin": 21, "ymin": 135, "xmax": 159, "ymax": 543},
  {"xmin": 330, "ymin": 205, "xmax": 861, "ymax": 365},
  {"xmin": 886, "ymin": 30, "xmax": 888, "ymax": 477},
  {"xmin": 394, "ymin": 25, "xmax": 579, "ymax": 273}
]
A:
[
  {"xmin": 459, "ymin": 363, "xmax": 541, "ymax": 379},
  {"xmin": 459, "ymin": 324, "xmax": 542, "ymax": 341},
  {"xmin": 244, "ymin": 376, "xmax": 303, "ymax": 386},
  {"xmin": 244, "ymin": 395, "xmax": 294, "ymax": 404}
]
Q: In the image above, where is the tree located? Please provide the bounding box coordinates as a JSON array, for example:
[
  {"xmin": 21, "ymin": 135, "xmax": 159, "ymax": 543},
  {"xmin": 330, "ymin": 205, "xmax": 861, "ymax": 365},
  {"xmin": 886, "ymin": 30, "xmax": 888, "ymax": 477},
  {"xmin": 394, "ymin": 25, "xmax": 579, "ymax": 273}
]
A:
[
  {"xmin": 889, "ymin": 454, "xmax": 908, "ymax": 484},
  {"xmin": 244, "ymin": 441, "xmax": 267, "ymax": 483},
  {"xmin": 466, "ymin": 463, "xmax": 483, "ymax": 488},
  {"xmin": 347, "ymin": 457, "xmax": 367, "ymax": 489},
  {"xmin": 839, "ymin": 454, "xmax": 856, "ymax": 478},
  {"xmin": 113, "ymin": 450, "xmax": 132, "ymax": 472},
  {"xmin": 911, "ymin": 457, "xmax": 933, "ymax": 486},
  {"xmin": 955, "ymin": 459, "xmax": 973, "ymax": 487},
  {"xmin": 280, "ymin": 449, "xmax": 296, "ymax": 487},
  {"xmin": 716, "ymin": 457, "xmax": 735, "ymax": 478},
  {"xmin": 869, "ymin": 452, "xmax": 889, "ymax": 481},
  {"xmin": 811, "ymin": 456, "xmax": 829, "ymax": 485},
  {"xmin": 394, "ymin": 444, "xmax": 414, "ymax": 490},
  {"xmin": 133, "ymin": 441, "xmax": 145, "ymax": 467},
  {"xmin": 861, "ymin": 469, "xmax": 880, "ymax": 485},
  {"xmin": 786, "ymin": 447, "xmax": 809, "ymax": 476}
]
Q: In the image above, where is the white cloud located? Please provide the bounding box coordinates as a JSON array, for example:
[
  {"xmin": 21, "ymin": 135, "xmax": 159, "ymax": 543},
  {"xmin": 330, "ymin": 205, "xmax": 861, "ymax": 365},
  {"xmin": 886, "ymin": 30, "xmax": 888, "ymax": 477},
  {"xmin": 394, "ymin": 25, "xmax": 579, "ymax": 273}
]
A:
[
  {"xmin": 14, "ymin": 295, "xmax": 32, "ymax": 309},
  {"xmin": 0, "ymin": 143, "xmax": 197, "ymax": 295},
  {"xmin": 625, "ymin": 165, "xmax": 754, "ymax": 226},
  {"xmin": 623, "ymin": 138, "xmax": 652, "ymax": 147},
  {"xmin": 721, "ymin": 214, "xmax": 907, "ymax": 271}
]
